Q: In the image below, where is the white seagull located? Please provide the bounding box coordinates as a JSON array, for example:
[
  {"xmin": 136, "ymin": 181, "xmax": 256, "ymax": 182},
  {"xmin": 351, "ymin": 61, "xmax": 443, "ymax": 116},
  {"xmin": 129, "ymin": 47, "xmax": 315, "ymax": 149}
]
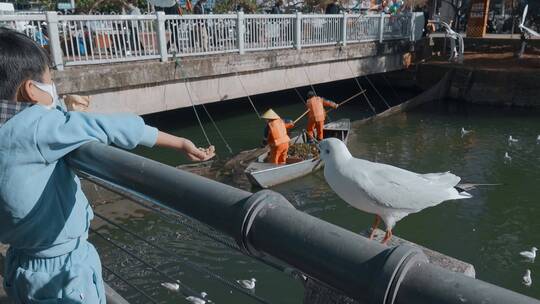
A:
[
  {"xmin": 523, "ymin": 269, "xmax": 532, "ymax": 287},
  {"xmin": 161, "ymin": 282, "xmax": 180, "ymax": 292},
  {"xmin": 520, "ymin": 247, "xmax": 537, "ymax": 261},
  {"xmin": 319, "ymin": 138, "xmax": 472, "ymax": 244},
  {"xmin": 519, "ymin": 5, "xmax": 540, "ymax": 38},
  {"xmin": 536, "ymin": 135, "xmax": 540, "ymax": 143},
  {"xmin": 504, "ymin": 152, "xmax": 512, "ymax": 162},
  {"xmin": 186, "ymin": 296, "xmax": 206, "ymax": 304},
  {"xmin": 461, "ymin": 127, "xmax": 472, "ymax": 138},
  {"xmin": 508, "ymin": 135, "xmax": 519, "ymax": 143},
  {"xmin": 237, "ymin": 278, "xmax": 256, "ymax": 290}
]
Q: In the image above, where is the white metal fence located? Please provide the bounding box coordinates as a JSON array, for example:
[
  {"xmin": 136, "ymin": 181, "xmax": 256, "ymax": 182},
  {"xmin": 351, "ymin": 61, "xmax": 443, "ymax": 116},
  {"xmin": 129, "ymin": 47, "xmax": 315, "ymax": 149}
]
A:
[{"xmin": 0, "ymin": 11, "xmax": 423, "ymax": 69}]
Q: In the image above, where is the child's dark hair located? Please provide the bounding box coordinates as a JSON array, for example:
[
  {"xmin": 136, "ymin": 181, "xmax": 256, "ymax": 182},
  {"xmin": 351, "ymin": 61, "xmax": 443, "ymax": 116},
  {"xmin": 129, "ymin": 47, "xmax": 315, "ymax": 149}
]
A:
[{"xmin": 0, "ymin": 27, "xmax": 51, "ymax": 100}]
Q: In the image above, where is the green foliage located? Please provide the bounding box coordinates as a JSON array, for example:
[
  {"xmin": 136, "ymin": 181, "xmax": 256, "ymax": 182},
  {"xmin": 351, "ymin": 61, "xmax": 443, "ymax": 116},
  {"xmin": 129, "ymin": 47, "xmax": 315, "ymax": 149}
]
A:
[{"xmin": 213, "ymin": 0, "xmax": 257, "ymax": 13}]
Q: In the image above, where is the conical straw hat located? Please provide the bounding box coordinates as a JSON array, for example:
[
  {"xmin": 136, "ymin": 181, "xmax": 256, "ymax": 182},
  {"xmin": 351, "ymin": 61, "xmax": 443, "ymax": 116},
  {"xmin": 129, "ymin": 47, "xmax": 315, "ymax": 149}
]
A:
[{"xmin": 261, "ymin": 109, "xmax": 280, "ymax": 120}]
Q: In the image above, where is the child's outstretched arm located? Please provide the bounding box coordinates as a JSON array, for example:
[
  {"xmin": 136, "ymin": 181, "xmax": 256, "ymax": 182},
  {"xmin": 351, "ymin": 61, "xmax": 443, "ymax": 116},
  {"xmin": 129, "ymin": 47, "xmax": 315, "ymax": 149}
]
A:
[{"xmin": 155, "ymin": 131, "xmax": 215, "ymax": 161}]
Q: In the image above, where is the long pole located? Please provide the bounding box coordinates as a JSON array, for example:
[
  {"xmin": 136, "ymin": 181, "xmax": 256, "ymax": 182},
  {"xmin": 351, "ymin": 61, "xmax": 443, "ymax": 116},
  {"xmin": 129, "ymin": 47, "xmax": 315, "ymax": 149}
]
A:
[{"xmin": 292, "ymin": 90, "xmax": 366, "ymax": 125}]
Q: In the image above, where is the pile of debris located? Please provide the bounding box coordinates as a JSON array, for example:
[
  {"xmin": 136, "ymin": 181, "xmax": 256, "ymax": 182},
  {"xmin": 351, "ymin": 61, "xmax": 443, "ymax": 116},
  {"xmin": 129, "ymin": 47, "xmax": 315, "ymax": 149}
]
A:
[{"xmin": 288, "ymin": 143, "xmax": 319, "ymax": 160}]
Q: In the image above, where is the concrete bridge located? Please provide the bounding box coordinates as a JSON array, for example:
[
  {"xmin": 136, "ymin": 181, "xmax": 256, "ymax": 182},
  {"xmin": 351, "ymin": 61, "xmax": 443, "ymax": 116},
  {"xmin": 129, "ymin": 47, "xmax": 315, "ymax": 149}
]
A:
[{"xmin": 2, "ymin": 12, "xmax": 425, "ymax": 114}]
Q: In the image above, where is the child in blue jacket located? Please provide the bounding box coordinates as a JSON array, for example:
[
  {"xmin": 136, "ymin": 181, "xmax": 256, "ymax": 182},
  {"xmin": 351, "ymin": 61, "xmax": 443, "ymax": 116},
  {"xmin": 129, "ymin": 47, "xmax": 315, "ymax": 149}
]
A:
[{"xmin": 0, "ymin": 28, "xmax": 215, "ymax": 303}]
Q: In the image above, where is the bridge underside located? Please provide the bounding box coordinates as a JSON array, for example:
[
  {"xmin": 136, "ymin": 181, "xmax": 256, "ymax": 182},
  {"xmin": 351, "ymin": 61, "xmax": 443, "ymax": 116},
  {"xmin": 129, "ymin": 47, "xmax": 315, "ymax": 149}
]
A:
[{"xmin": 54, "ymin": 40, "xmax": 427, "ymax": 115}]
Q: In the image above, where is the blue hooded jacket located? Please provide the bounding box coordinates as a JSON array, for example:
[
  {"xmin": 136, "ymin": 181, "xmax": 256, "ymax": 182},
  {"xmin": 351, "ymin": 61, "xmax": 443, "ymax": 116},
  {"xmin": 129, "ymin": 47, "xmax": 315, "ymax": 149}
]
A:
[{"xmin": 0, "ymin": 101, "xmax": 158, "ymax": 258}]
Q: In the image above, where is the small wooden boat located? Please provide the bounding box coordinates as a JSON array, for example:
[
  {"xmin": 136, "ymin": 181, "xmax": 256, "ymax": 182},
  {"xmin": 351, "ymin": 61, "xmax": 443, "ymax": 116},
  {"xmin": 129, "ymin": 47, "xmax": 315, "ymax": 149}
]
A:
[{"xmin": 245, "ymin": 119, "xmax": 350, "ymax": 188}]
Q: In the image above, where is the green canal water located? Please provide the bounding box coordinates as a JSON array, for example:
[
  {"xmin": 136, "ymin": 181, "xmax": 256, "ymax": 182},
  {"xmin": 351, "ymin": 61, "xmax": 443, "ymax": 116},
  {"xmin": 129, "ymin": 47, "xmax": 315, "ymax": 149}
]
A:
[{"xmin": 90, "ymin": 79, "xmax": 540, "ymax": 303}]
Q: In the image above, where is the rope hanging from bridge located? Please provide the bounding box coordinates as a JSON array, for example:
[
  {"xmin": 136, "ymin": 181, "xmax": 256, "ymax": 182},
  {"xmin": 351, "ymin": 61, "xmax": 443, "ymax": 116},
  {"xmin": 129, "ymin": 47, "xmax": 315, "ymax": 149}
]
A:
[
  {"xmin": 345, "ymin": 61, "xmax": 377, "ymax": 114},
  {"xmin": 174, "ymin": 54, "xmax": 234, "ymax": 154},
  {"xmin": 236, "ymin": 72, "xmax": 262, "ymax": 118},
  {"xmin": 381, "ymin": 73, "xmax": 402, "ymax": 104},
  {"xmin": 364, "ymin": 75, "xmax": 391, "ymax": 109}
]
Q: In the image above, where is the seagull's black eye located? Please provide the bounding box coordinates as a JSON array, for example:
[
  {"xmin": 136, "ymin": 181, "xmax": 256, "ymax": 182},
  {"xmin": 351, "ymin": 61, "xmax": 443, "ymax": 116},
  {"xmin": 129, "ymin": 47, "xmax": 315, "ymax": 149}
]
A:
[{"xmin": 325, "ymin": 149, "xmax": 330, "ymax": 154}]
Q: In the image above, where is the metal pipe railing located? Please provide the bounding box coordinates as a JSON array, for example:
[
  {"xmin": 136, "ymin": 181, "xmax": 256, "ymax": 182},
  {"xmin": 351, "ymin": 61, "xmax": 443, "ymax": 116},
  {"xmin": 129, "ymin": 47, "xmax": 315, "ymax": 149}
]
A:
[{"xmin": 67, "ymin": 142, "xmax": 539, "ymax": 304}]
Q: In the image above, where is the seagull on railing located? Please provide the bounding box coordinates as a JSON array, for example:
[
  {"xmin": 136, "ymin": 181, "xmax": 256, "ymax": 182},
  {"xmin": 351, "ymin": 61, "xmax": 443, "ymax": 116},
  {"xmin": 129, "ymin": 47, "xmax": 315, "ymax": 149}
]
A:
[
  {"xmin": 319, "ymin": 138, "xmax": 472, "ymax": 244},
  {"xmin": 504, "ymin": 152, "xmax": 512, "ymax": 162},
  {"xmin": 508, "ymin": 135, "xmax": 519, "ymax": 143},
  {"xmin": 461, "ymin": 127, "xmax": 472, "ymax": 138},
  {"xmin": 520, "ymin": 247, "xmax": 537, "ymax": 262},
  {"xmin": 523, "ymin": 269, "xmax": 533, "ymax": 287},
  {"xmin": 237, "ymin": 278, "xmax": 256, "ymax": 290}
]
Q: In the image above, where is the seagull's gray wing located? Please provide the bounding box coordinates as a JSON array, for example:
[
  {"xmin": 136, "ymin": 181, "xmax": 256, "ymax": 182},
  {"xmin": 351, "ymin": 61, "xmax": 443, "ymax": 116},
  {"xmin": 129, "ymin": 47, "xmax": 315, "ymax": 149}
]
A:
[{"xmin": 346, "ymin": 159, "xmax": 463, "ymax": 211}]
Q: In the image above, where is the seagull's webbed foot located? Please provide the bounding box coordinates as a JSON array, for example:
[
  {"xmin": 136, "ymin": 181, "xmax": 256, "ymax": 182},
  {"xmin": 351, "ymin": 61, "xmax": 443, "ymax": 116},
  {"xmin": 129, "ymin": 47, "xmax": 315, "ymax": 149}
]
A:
[
  {"xmin": 369, "ymin": 215, "xmax": 381, "ymax": 240},
  {"xmin": 381, "ymin": 229, "xmax": 393, "ymax": 245}
]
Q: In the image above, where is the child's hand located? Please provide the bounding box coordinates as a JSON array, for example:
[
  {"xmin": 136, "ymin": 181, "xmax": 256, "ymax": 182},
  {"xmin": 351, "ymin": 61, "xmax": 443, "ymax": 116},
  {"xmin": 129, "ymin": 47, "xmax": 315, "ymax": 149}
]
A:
[
  {"xmin": 64, "ymin": 95, "xmax": 90, "ymax": 112},
  {"xmin": 187, "ymin": 145, "xmax": 215, "ymax": 161}
]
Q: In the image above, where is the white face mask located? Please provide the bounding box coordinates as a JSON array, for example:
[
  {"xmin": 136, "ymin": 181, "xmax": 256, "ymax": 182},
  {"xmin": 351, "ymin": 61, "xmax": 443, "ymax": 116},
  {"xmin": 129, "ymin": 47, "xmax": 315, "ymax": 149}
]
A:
[{"xmin": 32, "ymin": 81, "xmax": 59, "ymax": 110}]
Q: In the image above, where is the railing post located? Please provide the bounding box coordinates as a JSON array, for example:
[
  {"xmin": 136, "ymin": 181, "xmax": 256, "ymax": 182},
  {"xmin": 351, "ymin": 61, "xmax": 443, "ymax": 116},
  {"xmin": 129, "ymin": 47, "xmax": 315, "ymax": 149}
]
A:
[
  {"xmin": 295, "ymin": 12, "xmax": 302, "ymax": 50},
  {"xmin": 410, "ymin": 12, "xmax": 416, "ymax": 42},
  {"xmin": 45, "ymin": 11, "xmax": 64, "ymax": 71},
  {"xmin": 378, "ymin": 12, "xmax": 385, "ymax": 43},
  {"xmin": 156, "ymin": 11, "xmax": 168, "ymax": 62},
  {"xmin": 237, "ymin": 11, "xmax": 245, "ymax": 54},
  {"xmin": 341, "ymin": 12, "xmax": 347, "ymax": 46}
]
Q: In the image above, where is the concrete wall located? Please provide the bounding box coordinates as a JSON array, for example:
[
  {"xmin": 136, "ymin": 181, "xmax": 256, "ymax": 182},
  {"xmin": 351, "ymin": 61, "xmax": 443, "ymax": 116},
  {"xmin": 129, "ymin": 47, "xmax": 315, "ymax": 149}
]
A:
[{"xmin": 53, "ymin": 40, "xmax": 422, "ymax": 115}]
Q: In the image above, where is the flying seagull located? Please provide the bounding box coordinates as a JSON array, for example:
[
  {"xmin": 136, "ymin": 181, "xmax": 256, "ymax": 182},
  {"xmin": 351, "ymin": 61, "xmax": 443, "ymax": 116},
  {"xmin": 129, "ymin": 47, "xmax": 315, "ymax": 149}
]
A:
[
  {"xmin": 523, "ymin": 269, "xmax": 532, "ymax": 287},
  {"xmin": 519, "ymin": 5, "xmax": 540, "ymax": 38},
  {"xmin": 319, "ymin": 138, "xmax": 472, "ymax": 244},
  {"xmin": 461, "ymin": 127, "xmax": 472, "ymax": 138},
  {"xmin": 520, "ymin": 247, "xmax": 537, "ymax": 262}
]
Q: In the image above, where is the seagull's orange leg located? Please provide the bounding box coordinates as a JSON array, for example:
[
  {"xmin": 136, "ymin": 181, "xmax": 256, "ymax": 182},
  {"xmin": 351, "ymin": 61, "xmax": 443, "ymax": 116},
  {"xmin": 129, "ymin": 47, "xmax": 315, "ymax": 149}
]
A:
[
  {"xmin": 382, "ymin": 229, "xmax": 393, "ymax": 245},
  {"xmin": 369, "ymin": 215, "xmax": 381, "ymax": 240}
]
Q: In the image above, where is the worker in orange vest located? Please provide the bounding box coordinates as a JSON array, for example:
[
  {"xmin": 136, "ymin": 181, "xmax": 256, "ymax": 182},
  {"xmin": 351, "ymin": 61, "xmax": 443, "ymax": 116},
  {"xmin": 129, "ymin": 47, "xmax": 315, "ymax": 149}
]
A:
[
  {"xmin": 262, "ymin": 109, "xmax": 294, "ymax": 165},
  {"xmin": 306, "ymin": 91, "xmax": 338, "ymax": 141}
]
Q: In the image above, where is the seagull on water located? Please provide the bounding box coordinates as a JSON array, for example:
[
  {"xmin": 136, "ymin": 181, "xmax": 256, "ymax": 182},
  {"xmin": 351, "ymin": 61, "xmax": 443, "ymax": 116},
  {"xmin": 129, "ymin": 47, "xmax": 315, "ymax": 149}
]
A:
[
  {"xmin": 161, "ymin": 282, "xmax": 180, "ymax": 292},
  {"xmin": 509, "ymin": 135, "xmax": 519, "ymax": 143},
  {"xmin": 186, "ymin": 296, "xmax": 206, "ymax": 304},
  {"xmin": 504, "ymin": 152, "xmax": 512, "ymax": 162},
  {"xmin": 237, "ymin": 278, "xmax": 256, "ymax": 290},
  {"xmin": 461, "ymin": 127, "xmax": 472, "ymax": 138},
  {"xmin": 319, "ymin": 138, "xmax": 472, "ymax": 244},
  {"xmin": 523, "ymin": 269, "xmax": 532, "ymax": 287},
  {"xmin": 520, "ymin": 247, "xmax": 537, "ymax": 261}
]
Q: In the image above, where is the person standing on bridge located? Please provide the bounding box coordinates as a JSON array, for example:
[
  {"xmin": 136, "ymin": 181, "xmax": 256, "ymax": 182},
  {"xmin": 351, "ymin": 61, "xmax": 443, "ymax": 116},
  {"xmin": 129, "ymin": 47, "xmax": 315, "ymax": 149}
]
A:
[
  {"xmin": 262, "ymin": 109, "xmax": 294, "ymax": 165},
  {"xmin": 0, "ymin": 28, "xmax": 215, "ymax": 304},
  {"xmin": 305, "ymin": 91, "xmax": 338, "ymax": 142}
]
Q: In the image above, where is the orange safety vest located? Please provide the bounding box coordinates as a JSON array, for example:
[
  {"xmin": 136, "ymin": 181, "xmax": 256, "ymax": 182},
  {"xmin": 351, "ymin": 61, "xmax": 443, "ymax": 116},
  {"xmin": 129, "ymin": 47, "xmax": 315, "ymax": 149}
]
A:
[
  {"xmin": 307, "ymin": 97, "xmax": 326, "ymax": 122},
  {"xmin": 268, "ymin": 119, "xmax": 290, "ymax": 147}
]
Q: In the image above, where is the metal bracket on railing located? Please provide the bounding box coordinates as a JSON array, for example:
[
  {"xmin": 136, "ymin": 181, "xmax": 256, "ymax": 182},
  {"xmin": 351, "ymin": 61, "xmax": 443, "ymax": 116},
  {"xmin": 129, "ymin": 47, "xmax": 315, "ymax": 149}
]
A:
[
  {"xmin": 371, "ymin": 245, "xmax": 428, "ymax": 304},
  {"xmin": 236, "ymin": 190, "xmax": 295, "ymax": 257}
]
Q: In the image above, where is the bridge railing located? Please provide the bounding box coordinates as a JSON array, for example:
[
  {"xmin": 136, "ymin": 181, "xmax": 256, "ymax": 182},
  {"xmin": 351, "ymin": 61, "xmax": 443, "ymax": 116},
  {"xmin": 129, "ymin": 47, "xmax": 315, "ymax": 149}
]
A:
[
  {"xmin": 0, "ymin": 12, "xmax": 424, "ymax": 70},
  {"xmin": 67, "ymin": 142, "xmax": 539, "ymax": 304}
]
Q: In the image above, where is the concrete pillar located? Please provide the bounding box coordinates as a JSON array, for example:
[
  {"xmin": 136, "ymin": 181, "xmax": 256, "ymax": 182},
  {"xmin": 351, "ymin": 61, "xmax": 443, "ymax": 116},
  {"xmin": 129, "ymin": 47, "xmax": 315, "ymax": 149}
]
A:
[
  {"xmin": 295, "ymin": 12, "xmax": 302, "ymax": 50},
  {"xmin": 379, "ymin": 12, "xmax": 385, "ymax": 42},
  {"xmin": 45, "ymin": 12, "xmax": 64, "ymax": 71},
  {"xmin": 237, "ymin": 11, "xmax": 245, "ymax": 54},
  {"xmin": 156, "ymin": 11, "xmax": 168, "ymax": 62},
  {"xmin": 341, "ymin": 12, "xmax": 348, "ymax": 46}
]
